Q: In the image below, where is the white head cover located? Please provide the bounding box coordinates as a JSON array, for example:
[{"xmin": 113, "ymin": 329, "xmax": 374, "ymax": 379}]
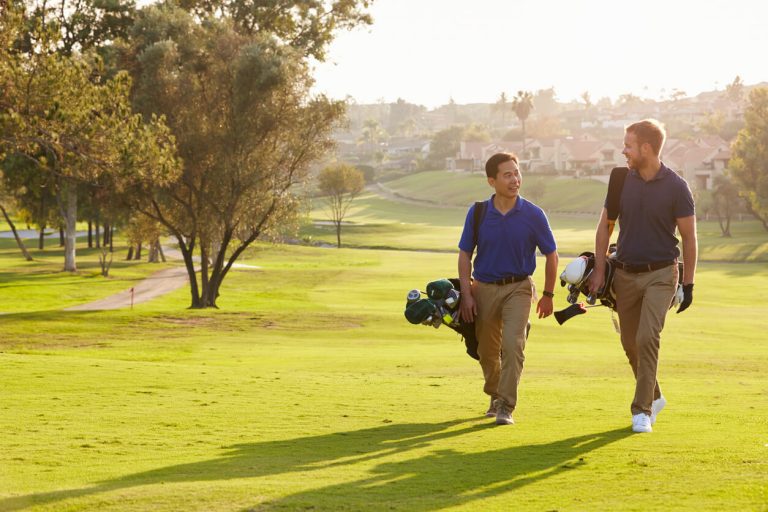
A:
[{"xmin": 560, "ymin": 256, "xmax": 588, "ymax": 285}]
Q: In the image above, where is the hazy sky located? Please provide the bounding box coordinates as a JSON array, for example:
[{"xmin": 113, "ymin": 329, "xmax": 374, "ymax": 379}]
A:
[{"xmin": 311, "ymin": 0, "xmax": 767, "ymax": 108}]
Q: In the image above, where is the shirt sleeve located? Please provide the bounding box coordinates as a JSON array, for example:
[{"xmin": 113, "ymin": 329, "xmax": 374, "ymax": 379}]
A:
[
  {"xmin": 675, "ymin": 179, "xmax": 696, "ymax": 218},
  {"xmin": 458, "ymin": 204, "xmax": 476, "ymax": 253},
  {"xmin": 534, "ymin": 209, "xmax": 557, "ymax": 255}
]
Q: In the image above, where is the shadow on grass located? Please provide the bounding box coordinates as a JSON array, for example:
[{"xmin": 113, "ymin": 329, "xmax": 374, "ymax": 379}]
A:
[{"xmin": 1, "ymin": 420, "xmax": 630, "ymax": 511}]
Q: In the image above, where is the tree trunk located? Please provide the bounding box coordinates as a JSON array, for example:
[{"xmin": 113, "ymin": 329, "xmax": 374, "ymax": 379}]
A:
[
  {"xmin": 0, "ymin": 203, "xmax": 33, "ymax": 261},
  {"xmin": 134, "ymin": 242, "xmax": 142, "ymax": 260},
  {"xmin": 61, "ymin": 182, "xmax": 77, "ymax": 272},
  {"xmin": 88, "ymin": 220, "xmax": 93, "ymax": 248},
  {"xmin": 103, "ymin": 222, "xmax": 110, "ymax": 247},
  {"xmin": 336, "ymin": 221, "xmax": 341, "ymax": 248},
  {"xmin": 126, "ymin": 246, "xmax": 134, "ymax": 260},
  {"xmin": 109, "ymin": 226, "xmax": 114, "ymax": 252},
  {"xmin": 38, "ymin": 223, "xmax": 46, "ymax": 250},
  {"xmin": 200, "ymin": 244, "xmax": 211, "ymax": 307},
  {"xmin": 174, "ymin": 234, "xmax": 201, "ymax": 308},
  {"xmin": 158, "ymin": 242, "xmax": 166, "ymax": 262},
  {"xmin": 95, "ymin": 218, "xmax": 101, "ymax": 249},
  {"xmin": 59, "ymin": 226, "xmax": 64, "ymax": 246},
  {"xmin": 148, "ymin": 240, "xmax": 158, "ymax": 263}
]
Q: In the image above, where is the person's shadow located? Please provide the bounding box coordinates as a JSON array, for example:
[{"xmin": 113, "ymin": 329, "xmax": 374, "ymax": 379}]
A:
[{"xmin": 1, "ymin": 419, "xmax": 630, "ymax": 511}]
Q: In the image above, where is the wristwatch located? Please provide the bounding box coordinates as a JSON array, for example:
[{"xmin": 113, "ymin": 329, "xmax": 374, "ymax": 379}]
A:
[{"xmin": 542, "ymin": 290, "xmax": 555, "ymax": 298}]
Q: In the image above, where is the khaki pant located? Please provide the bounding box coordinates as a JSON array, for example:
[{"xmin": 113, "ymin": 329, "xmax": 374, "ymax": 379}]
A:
[
  {"xmin": 613, "ymin": 264, "xmax": 678, "ymax": 416},
  {"xmin": 473, "ymin": 278, "xmax": 533, "ymax": 411}
]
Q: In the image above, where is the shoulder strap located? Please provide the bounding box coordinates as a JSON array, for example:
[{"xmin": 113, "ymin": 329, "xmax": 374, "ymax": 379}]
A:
[
  {"xmin": 606, "ymin": 167, "xmax": 629, "ymax": 221},
  {"xmin": 472, "ymin": 200, "xmax": 487, "ymax": 249},
  {"xmin": 605, "ymin": 166, "xmax": 628, "ymax": 239}
]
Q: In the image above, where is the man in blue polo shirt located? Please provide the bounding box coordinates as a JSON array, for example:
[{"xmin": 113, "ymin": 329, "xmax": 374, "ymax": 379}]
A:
[
  {"xmin": 589, "ymin": 119, "xmax": 697, "ymax": 434},
  {"xmin": 458, "ymin": 152, "xmax": 558, "ymax": 425}
]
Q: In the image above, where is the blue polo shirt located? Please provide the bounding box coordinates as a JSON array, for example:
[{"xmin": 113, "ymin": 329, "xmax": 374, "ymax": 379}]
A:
[
  {"xmin": 608, "ymin": 163, "xmax": 695, "ymax": 265},
  {"xmin": 458, "ymin": 195, "xmax": 557, "ymax": 283}
]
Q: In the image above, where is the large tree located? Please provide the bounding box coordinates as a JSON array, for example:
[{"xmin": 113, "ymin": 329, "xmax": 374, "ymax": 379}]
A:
[
  {"xmin": 730, "ymin": 87, "xmax": 768, "ymax": 231},
  {"xmin": 124, "ymin": 5, "xmax": 349, "ymax": 308},
  {"xmin": 0, "ymin": 10, "xmax": 178, "ymax": 271}
]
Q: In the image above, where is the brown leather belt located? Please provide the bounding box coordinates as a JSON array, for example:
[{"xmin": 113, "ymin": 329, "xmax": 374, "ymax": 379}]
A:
[
  {"xmin": 488, "ymin": 274, "xmax": 528, "ymax": 285},
  {"xmin": 613, "ymin": 259, "xmax": 676, "ymax": 274}
]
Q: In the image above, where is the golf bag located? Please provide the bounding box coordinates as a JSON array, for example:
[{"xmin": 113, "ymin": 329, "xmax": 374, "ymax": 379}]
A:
[
  {"xmin": 554, "ymin": 248, "xmax": 685, "ymax": 325},
  {"xmin": 404, "ymin": 278, "xmax": 533, "ymax": 360},
  {"xmin": 554, "ymin": 249, "xmax": 618, "ymax": 325},
  {"xmin": 404, "ymin": 278, "xmax": 480, "ymax": 360}
]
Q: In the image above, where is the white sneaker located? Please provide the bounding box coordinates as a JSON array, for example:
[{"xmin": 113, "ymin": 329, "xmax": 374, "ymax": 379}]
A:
[
  {"xmin": 651, "ymin": 395, "xmax": 667, "ymax": 425},
  {"xmin": 632, "ymin": 413, "xmax": 652, "ymax": 433}
]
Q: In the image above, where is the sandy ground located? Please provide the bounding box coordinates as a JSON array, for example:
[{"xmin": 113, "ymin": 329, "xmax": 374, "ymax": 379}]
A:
[{"xmin": 64, "ymin": 266, "xmax": 193, "ymax": 311}]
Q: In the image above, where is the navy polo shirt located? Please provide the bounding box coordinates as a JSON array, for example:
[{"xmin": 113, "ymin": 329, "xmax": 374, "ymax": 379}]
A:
[
  {"xmin": 608, "ymin": 163, "xmax": 695, "ymax": 265},
  {"xmin": 458, "ymin": 195, "xmax": 557, "ymax": 283}
]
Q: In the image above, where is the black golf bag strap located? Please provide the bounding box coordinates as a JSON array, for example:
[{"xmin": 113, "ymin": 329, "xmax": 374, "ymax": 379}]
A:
[
  {"xmin": 472, "ymin": 200, "xmax": 488, "ymax": 250},
  {"xmin": 606, "ymin": 167, "xmax": 629, "ymax": 237}
]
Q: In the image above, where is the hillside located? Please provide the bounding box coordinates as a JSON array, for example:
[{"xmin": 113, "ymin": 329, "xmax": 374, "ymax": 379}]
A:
[{"xmin": 380, "ymin": 171, "xmax": 606, "ymax": 214}]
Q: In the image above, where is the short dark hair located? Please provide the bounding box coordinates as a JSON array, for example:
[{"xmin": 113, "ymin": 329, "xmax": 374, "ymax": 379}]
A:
[
  {"xmin": 626, "ymin": 119, "xmax": 666, "ymax": 156},
  {"xmin": 485, "ymin": 152, "xmax": 518, "ymax": 178}
]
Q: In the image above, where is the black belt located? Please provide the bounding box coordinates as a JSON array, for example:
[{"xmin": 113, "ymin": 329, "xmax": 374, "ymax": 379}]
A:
[
  {"xmin": 487, "ymin": 274, "xmax": 528, "ymax": 285},
  {"xmin": 613, "ymin": 259, "xmax": 676, "ymax": 274}
]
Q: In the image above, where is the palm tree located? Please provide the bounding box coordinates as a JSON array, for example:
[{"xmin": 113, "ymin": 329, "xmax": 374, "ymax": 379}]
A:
[
  {"xmin": 512, "ymin": 90, "xmax": 534, "ymax": 157},
  {"xmin": 493, "ymin": 91, "xmax": 510, "ymax": 126}
]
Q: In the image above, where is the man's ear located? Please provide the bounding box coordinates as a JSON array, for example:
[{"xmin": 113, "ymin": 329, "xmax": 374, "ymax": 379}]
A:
[
  {"xmin": 641, "ymin": 142, "xmax": 654, "ymax": 156},
  {"xmin": 487, "ymin": 176, "xmax": 495, "ymax": 188}
]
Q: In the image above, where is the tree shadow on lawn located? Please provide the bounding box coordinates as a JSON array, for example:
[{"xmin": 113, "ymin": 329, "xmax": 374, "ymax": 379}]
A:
[{"xmin": 1, "ymin": 420, "xmax": 630, "ymax": 511}]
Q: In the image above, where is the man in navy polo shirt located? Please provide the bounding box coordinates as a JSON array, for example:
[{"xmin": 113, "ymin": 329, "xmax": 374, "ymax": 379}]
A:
[
  {"xmin": 458, "ymin": 152, "xmax": 558, "ymax": 425},
  {"xmin": 589, "ymin": 119, "xmax": 697, "ymax": 434}
]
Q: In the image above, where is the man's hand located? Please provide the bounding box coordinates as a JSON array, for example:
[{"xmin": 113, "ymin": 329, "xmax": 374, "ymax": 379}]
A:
[
  {"xmin": 588, "ymin": 269, "xmax": 605, "ymax": 297},
  {"xmin": 536, "ymin": 296, "xmax": 553, "ymax": 318},
  {"xmin": 459, "ymin": 289, "xmax": 476, "ymax": 323},
  {"xmin": 677, "ymin": 283, "xmax": 694, "ymax": 314}
]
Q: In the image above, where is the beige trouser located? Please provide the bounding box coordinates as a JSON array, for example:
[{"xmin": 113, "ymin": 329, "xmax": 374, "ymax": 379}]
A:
[
  {"xmin": 473, "ymin": 278, "xmax": 533, "ymax": 411},
  {"xmin": 613, "ymin": 264, "xmax": 678, "ymax": 416}
]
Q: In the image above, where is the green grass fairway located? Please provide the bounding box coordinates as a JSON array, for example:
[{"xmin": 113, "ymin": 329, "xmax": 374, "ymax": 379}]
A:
[
  {"xmin": 380, "ymin": 170, "xmax": 606, "ymax": 213},
  {"xmin": 1, "ymin": 243, "xmax": 766, "ymax": 511},
  {"xmin": 304, "ymin": 191, "xmax": 768, "ymax": 261}
]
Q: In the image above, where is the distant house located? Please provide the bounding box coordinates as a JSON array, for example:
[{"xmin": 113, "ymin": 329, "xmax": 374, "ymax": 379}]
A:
[
  {"xmin": 450, "ymin": 134, "xmax": 628, "ymax": 175},
  {"xmin": 664, "ymin": 138, "xmax": 730, "ymax": 191}
]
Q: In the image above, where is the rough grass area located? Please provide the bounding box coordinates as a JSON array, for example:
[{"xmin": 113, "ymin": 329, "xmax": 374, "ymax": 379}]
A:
[{"xmin": 1, "ymin": 243, "xmax": 766, "ymax": 511}]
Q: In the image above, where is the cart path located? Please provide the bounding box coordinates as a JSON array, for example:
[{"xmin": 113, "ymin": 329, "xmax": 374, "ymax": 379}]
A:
[{"xmin": 64, "ymin": 248, "xmax": 260, "ymax": 311}]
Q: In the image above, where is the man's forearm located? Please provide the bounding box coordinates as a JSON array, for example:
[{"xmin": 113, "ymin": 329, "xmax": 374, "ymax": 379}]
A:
[
  {"xmin": 458, "ymin": 250, "xmax": 473, "ymax": 292},
  {"xmin": 594, "ymin": 223, "xmax": 610, "ymax": 269},
  {"xmin": 682, "ymin": 236, "xmax": 697, "ymax": 284},
  {"xmin": 544, "ymin": 252, "xmax": 558, "ymax": 292}
]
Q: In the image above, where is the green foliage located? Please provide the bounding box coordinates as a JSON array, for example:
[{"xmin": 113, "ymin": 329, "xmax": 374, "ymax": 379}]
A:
[
  {"xmin": 424, "ymin": 125, "xmax": 466, "ymax": 170},
  {"xmin": 356, "ymin": 164, "xmax": 376, "ymax": 183},
  {"xmin": 730, "ymin": 87, "xmax": 768, "ymax": 231},
  {"xmin": 22, "ymin": 0, "xmax": 136, "ymax": 57},
  {"xmin": 175, "ymin": 0, "xmax": 372, "ymax": 61}
]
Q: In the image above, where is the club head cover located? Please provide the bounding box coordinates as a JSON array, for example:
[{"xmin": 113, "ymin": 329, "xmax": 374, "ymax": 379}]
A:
[{"xmin": 554, "ymin": 303, "xmax": 587, "ymax": 325}]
